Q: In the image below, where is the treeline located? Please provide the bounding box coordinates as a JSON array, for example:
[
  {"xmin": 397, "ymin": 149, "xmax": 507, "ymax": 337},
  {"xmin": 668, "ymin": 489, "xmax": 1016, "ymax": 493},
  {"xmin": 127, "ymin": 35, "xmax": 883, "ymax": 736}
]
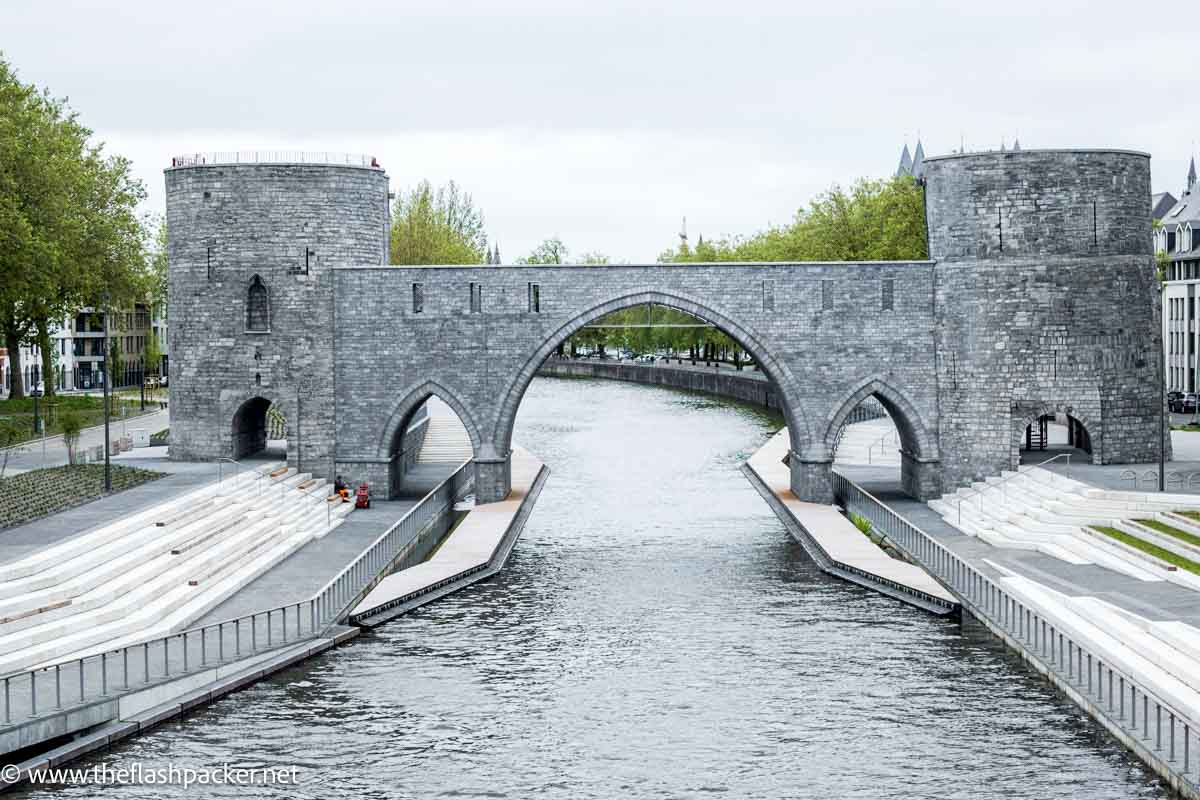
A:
[
  {"xmin": 659, "ymin": 176, "xmax": 927, "ymax": 263},
  {"xmin": 1, "ymin": 54, "xmax": 162, "ymax": 400}
]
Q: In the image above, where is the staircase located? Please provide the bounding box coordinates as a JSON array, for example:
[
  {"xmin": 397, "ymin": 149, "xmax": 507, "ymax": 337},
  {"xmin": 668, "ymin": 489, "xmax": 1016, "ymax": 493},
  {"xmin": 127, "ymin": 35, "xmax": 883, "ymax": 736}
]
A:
[
  {"xmin": 0, "ymin": 462, "xmax": 355, "ymax": 674},
  {"xmin": 416, "ymin": 405, "xmax": 473, "ymax": 465},
  {"xmin": 928, "ymin": 466, "xmax": 1200, "ymax": 588}
]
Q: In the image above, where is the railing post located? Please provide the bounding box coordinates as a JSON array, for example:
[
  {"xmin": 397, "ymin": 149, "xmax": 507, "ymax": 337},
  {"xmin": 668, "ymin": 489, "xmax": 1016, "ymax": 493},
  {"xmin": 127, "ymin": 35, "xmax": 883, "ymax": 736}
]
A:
[{"xmin": 30, "ymin": 671, "xmax": 36, "ymax": 718}]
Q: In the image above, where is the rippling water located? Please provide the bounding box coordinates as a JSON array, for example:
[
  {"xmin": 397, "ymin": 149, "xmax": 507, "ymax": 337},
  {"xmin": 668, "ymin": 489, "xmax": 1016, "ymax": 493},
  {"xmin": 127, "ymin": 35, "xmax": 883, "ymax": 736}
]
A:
[{"xmin": 16, "ymin": 378, "xmax": 1166, "ymax": 798}]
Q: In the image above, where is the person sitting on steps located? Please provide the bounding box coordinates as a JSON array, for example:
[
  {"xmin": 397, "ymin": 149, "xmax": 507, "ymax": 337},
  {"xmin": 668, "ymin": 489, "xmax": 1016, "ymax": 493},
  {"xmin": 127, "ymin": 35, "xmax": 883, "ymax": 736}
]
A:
[{"xmin": 334, "ymin": 475, "xmax": 350, "ymax": 502}]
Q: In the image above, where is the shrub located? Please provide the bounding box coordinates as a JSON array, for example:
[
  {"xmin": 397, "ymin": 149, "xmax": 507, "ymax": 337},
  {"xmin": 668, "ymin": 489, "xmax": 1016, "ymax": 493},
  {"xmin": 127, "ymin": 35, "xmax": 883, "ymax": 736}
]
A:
[
  {"xmin": 849, "ymin": 512, "xmax": 872, "ymax": 535},
  {"xmin": 60, "ymin": 410, "xmax": 84, "ymax": 465}
]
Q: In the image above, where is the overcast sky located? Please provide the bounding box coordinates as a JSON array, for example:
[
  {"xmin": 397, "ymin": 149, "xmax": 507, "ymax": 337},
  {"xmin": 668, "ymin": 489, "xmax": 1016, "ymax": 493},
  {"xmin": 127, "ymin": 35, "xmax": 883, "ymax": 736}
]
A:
[{"xmin": 3, "ymin": 0, "xmax": 1196, "ymax": 262}]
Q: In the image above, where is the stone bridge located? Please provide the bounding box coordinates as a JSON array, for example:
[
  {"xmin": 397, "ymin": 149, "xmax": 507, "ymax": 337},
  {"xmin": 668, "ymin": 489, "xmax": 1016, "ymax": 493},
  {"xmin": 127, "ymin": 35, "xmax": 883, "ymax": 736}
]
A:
[{"xmin": 165, "ymin": 148, "xmax": 1166, "ymax": 504}]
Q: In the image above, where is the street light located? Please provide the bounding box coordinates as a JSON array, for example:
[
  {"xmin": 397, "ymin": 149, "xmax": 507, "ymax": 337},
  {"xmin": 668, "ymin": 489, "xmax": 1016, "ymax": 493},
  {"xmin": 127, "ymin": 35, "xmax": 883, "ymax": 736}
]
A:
[{"xmin": 101, "ymin": 305, "xmax": 112, "ymax": 493}]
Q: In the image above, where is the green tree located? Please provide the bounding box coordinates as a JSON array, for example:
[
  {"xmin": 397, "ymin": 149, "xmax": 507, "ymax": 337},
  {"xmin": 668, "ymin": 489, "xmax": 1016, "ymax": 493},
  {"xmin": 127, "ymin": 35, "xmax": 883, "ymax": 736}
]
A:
[
  {"xmin": 659, "ymin": 176, "xmax": 928, "ymax": 263},
  {"xmin": 142, "ymin": 329, "xmax": 163, "ymax": 378},
  {"xmin": 518, "ymin": 237, "xmax": 569, "ymax": 265},
  {"xmin": 0, "ymin": 54, "xmax": 147, "ymax": 400},
  {"xmin": 389, "ymin": 180, "xmax": 487, "ymax": 264},
  {"xmin": 108, "ymin": 337, "xmax": 123, "ymax": 388}
]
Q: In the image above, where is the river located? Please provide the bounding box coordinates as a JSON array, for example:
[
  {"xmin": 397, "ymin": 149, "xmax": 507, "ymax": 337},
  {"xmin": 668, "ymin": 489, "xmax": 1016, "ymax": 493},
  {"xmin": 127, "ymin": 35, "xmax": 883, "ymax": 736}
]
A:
[{"xmin": 14, "ymin": 377, "xmax": 1166, "ymax": 798}]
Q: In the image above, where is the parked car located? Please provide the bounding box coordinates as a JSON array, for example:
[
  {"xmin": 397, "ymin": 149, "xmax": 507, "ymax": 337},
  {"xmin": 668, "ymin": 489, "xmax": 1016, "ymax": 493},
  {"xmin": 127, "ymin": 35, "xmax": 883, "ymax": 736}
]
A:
[
  {"xmin": 1182, "ymin": 393, "xmax": 1199, "ymax": 414},
  {"xmin": 29, "ymin": 382, "xmax": 44, "ymax": 397},
  {"xmin": 144, "ymin": 376, "xmax": 159, "ymax": 389},
  {"xmin": 159, "ymin": 375, "xmax": 168, "ymax": 387},
  {"xmin": 1169, "ymin": 390, "xmax": 1185, "ymax": 412}
]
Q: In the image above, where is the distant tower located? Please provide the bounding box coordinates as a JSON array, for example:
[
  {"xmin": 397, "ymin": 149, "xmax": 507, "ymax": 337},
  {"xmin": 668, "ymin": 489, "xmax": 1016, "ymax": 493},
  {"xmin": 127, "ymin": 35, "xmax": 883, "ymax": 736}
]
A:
[
  {"xmin": 493, "ymin": 243, "xmax": 500, "ymax": 264},
  {"xmin": 1012, "ymin": 138, "xmax": 1022, "ymax": 152},
  {"xmin": 911, "ymin": 140, "xmax": 926, "ymax": 179},
  {"xmin": 896, "ymin": 144, "xmax": 913, "ymax": 177},
  {"xmin": 679, "ymin": 217, "xmax": 688, "ymax": 249},
  {"xmin": 1189, "ymin": 156, "xmax": 1197, "ymax": 193}
]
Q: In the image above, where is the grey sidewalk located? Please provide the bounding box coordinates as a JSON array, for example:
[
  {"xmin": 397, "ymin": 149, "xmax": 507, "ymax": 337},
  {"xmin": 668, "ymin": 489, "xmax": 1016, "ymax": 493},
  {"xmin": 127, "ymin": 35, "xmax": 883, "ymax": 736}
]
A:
[{"xmin": 2, "ymin": 408, "xmax": 169, "ymax": 477}]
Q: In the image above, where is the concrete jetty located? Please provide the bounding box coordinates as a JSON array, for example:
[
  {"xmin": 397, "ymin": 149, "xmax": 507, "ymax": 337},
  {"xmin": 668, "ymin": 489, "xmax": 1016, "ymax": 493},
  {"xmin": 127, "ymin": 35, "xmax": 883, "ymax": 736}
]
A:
[
  {"xmin": 351, "ymin": 447, "xmax": 548, "ymax": 626},
  {"xmin": 744, "ymin": 428, "xmax": 956, "ymax": 614}
]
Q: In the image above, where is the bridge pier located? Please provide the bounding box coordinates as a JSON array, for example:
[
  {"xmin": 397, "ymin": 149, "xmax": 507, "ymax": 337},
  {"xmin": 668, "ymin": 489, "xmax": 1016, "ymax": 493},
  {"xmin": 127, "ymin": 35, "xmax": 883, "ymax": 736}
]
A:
[
  {"xmin": 789, "ymin": 451, "xmax": 833, "ymax": 504},
  {"xmin": 900, "ymin": 451, "xmax": 942, "ymax": 500},
  {"xmin": 475, "ymin": 453, "xmax": 512, "ymax": 503}
]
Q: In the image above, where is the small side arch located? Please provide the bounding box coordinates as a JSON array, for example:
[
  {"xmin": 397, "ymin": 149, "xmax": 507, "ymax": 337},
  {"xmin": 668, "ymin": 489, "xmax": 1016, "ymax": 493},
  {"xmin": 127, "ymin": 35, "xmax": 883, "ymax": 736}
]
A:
[
  {"xmin": 822, "ymin": 375, "xmax": 939, "ymax": 460},
  {"xmin": 375, "ymin": 378, "xmax": 484, "ymax": 461},
  {"xmin": 1011, "ymin": 401, "xmax": 1101, "ymax": 467}
]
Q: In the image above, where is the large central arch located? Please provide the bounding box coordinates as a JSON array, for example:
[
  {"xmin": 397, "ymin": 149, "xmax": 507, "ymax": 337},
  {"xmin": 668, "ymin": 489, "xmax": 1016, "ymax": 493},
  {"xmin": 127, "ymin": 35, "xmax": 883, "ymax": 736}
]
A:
[{"xmin": 490, "ymin": 287, "xmax": 815, "ymax": 467}]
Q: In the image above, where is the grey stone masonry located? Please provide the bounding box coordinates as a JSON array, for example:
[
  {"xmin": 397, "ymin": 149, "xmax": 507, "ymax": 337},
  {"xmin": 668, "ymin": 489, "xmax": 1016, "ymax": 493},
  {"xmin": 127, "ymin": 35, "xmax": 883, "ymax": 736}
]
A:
[
  {"xmin": 923, "ymin": 150, "xmax": 1167, "ymax": 488},
  {"xmin": 166, "ymin": 161, "xmax": 389, "ymax": 478},
  {"xmin": 167, "ymin": 148, "xmax": 1165, "ymax": 505}
]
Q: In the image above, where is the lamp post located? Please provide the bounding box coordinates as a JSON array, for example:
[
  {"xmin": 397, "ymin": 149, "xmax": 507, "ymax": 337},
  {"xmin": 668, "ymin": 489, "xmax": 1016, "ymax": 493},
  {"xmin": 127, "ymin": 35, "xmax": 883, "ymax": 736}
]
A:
[
  {"xmin": 1160, "ymin": 280, "xmax": 1166, "ymax": 492},
  {"xmin": 102, "ymin": 307, "xmax": 112, "ymax": 493}
]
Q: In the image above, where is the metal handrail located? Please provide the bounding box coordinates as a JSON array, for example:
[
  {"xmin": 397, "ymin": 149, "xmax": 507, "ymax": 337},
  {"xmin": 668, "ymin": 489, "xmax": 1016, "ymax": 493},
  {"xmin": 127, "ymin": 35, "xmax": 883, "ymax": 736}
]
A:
[
  {"xmin": 833, "ymin": 471, "xmax": 1200, "ymax": 793},
  {"xmin": 170, "ymin": 151, "xmax": 380, "ymax": 169},
  {"xmin": 956, "ymin": 452, "xmax": 1072, "ymax": 524},
  {"xmin": 866, "ymin": 428, "xmax": 897, "ymax": 465},
  {"xmin": 0, "ymin": 459, "xmax": 474, "ymax": 731}
]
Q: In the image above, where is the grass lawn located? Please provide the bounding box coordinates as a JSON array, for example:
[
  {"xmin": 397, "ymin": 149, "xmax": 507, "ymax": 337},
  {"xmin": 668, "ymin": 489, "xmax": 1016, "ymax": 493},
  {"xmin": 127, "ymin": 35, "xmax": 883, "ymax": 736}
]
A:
[
  {"xmin": 1090, "ymin": 525, "xmax": 1200, "ymax": 576},
  {"xmin": 1172, "ymin": 424, "xmax": 1200, "ymax": 432},
  {"xmin": 1176, "ymin": 510, "xmax": 1200, "ymax": 524},
  {"xmin": 0, "ymin": 464, "xmax": 163, "ymax": 530},
  {"xmin": 0, "ymin": 395, "xmax": 150, "ymax": 447},
  {"xmin": 1134, "ymin": 518, "xmax": 1200, "ymax": 549}
]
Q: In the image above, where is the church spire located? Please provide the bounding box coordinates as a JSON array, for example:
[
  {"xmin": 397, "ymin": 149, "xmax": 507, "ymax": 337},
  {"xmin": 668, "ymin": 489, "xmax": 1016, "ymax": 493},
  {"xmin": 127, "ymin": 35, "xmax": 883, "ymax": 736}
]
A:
[
  {"xmin": 911, "ymin": 140, "xmax": 925, "ymax": 179},
  {"xmin": 1189, "ymin": 155, "xmax": 1197, "ymax": 193},
  {"xmin": 896, "ymin": 143, "xmax": 913, "ymax": 178}
]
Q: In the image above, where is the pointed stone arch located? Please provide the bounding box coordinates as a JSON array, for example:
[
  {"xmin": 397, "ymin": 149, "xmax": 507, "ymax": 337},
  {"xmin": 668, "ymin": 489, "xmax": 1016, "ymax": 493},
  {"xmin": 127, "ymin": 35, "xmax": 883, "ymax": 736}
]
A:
[
  {"xmin": 246, "ymin": 274, "xmax": 270, "ymax": 332},
  {"xmin": 376, "ymin": 378, "xmax": 483, "ymax": 460},
  {"xmin": 491, "ymin": 287, "xmax": 814, "ymax": 457},
  {"xmin": 822, "ymin": 374, "xmax": 939, "ymax": 461}
]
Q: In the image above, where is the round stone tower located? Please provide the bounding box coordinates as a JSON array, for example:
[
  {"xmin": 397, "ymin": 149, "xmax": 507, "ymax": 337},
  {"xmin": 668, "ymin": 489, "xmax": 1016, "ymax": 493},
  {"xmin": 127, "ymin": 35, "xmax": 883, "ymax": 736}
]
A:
[
  {"xmin": 922, "ymin": 149, "xmax": 1164, "ymax": 489},
  {"xmin": 165, "ymin": 153, "xmax": 390, "ymax": 476}
]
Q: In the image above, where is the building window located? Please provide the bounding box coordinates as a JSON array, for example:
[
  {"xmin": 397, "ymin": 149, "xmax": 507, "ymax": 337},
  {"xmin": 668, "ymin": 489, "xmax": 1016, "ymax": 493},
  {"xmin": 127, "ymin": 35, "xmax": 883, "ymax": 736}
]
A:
[
  {"xmin": 762, "ymin": 280, "xmax": 775, "ymax": 311},
  {"xmin": 246, "ymin": 275, "xmax": 270, "ymax": 331},
  {"xmin": 469, "ymin": 282, "xmax": 482, "ymax": 313},
  {"xmin": 881, "ymin": 278, "xmax": 894, "ymax": 311},
  {"xmin": 412, "ymin": 283, "xmax": 424, "ymax": 314},
  {"xmin": 1168, "ymin": 230, "xmax": 1177, "ymax": 252},
  {"xmin": 821, "ymin": 280, "xmax": 833, "ymax": 310},
  {"xmin": 528, "ymin": 283, "xmax": 540, "ymax": 313}
]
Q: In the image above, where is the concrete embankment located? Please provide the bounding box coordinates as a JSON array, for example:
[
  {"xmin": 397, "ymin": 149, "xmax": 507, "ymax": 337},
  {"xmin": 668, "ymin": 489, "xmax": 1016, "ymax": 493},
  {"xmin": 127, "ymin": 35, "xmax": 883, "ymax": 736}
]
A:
[{"xmin": 743, "ymin": 428, "xmax": 957, "ymax": 615}]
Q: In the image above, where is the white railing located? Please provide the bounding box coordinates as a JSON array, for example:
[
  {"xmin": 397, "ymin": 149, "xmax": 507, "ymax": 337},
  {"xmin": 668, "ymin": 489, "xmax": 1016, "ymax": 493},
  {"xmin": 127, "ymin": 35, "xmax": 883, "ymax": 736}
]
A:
[
  {"xmin": 0, "ymin": 460, "xmax": 472, "ymax": 736},
  {"xmin": 170, "ymin": 152, "xmax": 380, "ymax": 169},
  {"xmin": 834, "ymin": 471, "xmax": 1200, "ymax": 793}
]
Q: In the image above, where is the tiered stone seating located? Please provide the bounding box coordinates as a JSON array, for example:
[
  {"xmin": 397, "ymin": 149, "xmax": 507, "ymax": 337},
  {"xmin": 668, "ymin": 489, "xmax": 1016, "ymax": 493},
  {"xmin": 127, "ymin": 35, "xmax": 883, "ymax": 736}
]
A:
[
  {"xmin": 929, "ymin": 466, "xmax": 1200, "ymax": 586},
  {"xmin": 0, "ymin": 461, "xmax": 354, "ymax": 674},
  {"xmin": 991, "ymin": 561, "xmax": 1200, "ymax": 719}
]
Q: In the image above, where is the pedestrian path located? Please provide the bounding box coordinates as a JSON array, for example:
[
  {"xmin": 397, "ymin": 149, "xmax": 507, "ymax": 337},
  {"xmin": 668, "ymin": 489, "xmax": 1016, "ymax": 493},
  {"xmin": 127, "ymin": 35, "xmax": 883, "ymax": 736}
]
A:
[{"xmin": 744, "ymin": 427, "xmax": 956, "ymax": 613}]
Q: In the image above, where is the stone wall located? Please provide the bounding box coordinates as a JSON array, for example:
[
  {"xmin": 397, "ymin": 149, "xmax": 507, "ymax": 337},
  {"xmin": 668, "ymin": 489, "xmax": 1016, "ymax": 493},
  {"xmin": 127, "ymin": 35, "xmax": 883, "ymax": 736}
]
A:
[{"xmin": 165, "ymin": 161, "xmax": 389, "ymax": 477}]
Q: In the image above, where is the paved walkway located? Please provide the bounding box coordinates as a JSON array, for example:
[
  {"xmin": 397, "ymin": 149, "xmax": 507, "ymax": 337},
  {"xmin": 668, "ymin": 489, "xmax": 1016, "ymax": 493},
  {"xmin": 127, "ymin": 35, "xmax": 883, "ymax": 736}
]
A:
[{"xmin": 838, "ymin": 463, "xmax": 1200, "ymax": 626}]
